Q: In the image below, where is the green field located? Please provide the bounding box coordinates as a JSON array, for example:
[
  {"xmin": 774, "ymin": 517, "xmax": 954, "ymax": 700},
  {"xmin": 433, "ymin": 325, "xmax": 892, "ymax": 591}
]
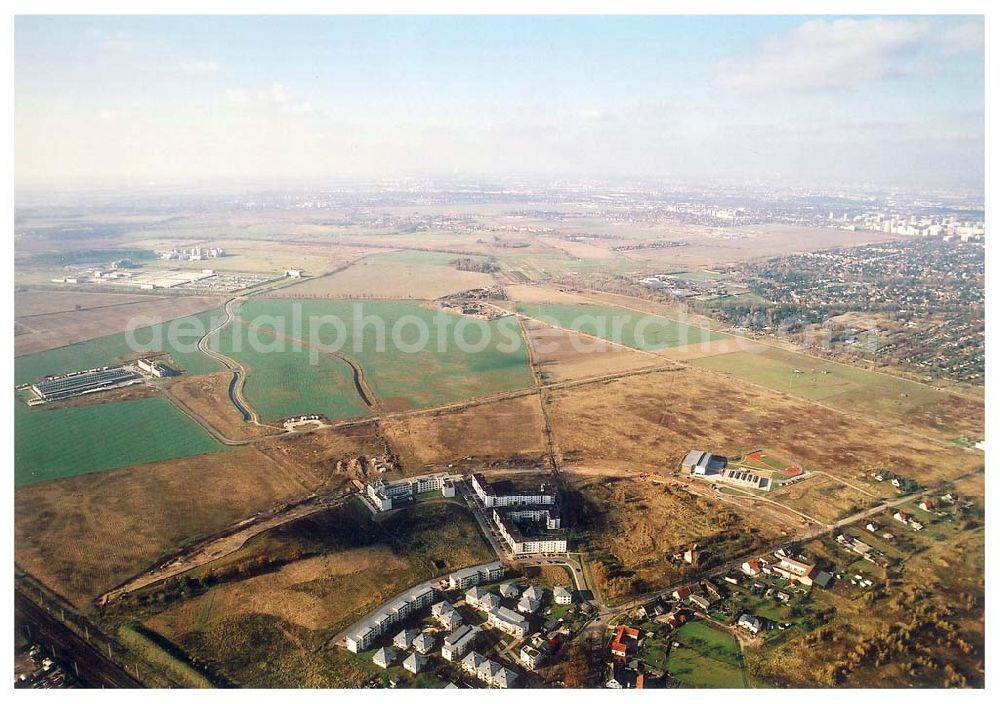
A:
[
  {"xmin": 14, "ymin": 397, "xmax": 223, "ymax": 486},
  {"xmin": 691, "ymin": 346, "xmax": 945, "ymax": 414},
  {"xmin": 14, "ymin": 309, "xmax": 225, "ymax": 385},
  {"xmin": 211, "ymin": 318, "xmax": 371, "ymax": 422},
  {"xmin": 222, "ymin": 299, "xmax": 535, "ymax": 416},
  {"xmin": 516, "ymin": 302, "xmax": 726, "ymax": 351},
  {"xmin": 667, "ymin": 620, "xmax": 746, "ymax": 688}
]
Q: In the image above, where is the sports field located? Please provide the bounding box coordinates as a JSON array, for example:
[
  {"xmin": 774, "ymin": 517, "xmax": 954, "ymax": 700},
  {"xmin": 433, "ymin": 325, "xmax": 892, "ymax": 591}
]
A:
[
  {"xmin": 14, "ymin": 309, "xmax": 225, "ymax": 385},
  {"xmin": 14, "ymin": 397, "xmax": 223, "ymax": 486},
  {"xmin": 666, "ymin": 620, "xmax": 746, "ymax": 688},
  {"xmin": 227, "ymin": 299, "xmax": 535, "ymax": 413},
  {"xmin": 516, "ymin": 302, "xmax": 726, "ymax": 351}
]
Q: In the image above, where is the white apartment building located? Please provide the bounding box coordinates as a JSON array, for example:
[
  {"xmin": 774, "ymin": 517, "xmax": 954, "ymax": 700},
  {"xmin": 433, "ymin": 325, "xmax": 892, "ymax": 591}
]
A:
[
  {"xmin": 447, "ymin": 561, "xmax": 504, "ymax": 590},
  {"xmin": 441, "ymin": 625, "xmax": 480, "ymax": 662},
  {"xmin": 345, "ymin": 584, "xmax": 436, "ymax": 652}
]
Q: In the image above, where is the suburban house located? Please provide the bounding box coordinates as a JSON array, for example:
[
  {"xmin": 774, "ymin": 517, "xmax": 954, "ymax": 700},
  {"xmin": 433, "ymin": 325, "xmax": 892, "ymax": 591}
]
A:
[
  {"xmin": 413, "ymin": 633, "xmax": 436, "ymax": 655},
  {"xmin": 500, "ymin": 582, "xmax": 520, "ymax": 599},
  {"xmin": 553, "ymin": 585, "xmax": 573, "ymax": 604},
  {"xmin": 393, "ymin": 629, "xmax": 418, "ymax": 650},
  {"xmin": 741, "ymin": 559, "xmax": 763, "ymax": 576},
  {"xmin": 610, "ymin": 624, "xmax": 640, "ymax": 659},
  {"xmin": 372, "ymin": 647, "xmax": 397, "ymax": 669},
  {"xmin": 517, "ymin": 596, "xmax": 541, "ymax": 614},
  {"xmin": 402, "ymin": 652, "xmax": 427, "ymax": 674},
  {"xmin": 672, "ymin": 586, "xmax": 692, "ymax": 601}
]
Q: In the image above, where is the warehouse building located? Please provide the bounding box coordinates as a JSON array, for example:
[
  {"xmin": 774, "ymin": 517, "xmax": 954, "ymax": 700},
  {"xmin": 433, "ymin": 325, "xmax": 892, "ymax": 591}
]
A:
[{"xmin": 31, "ymin": 367, "xmax": 142, "ymax": 402}]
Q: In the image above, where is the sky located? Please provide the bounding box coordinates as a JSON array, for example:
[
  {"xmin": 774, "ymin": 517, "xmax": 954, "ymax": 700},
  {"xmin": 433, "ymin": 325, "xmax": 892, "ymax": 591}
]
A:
[{"xmin": 15, "ymin": 15, "xmax": 985, "ymax": 192}]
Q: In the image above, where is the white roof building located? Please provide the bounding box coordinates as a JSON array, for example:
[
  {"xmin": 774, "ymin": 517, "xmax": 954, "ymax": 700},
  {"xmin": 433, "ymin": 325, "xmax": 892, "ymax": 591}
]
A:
[
  {"xmin": 393, "ymin": 629, "xmax": 418, "ymax": 650},
  {"xmin": 461, "ymin": 651, "xmax": 487, "ymax": 675}
]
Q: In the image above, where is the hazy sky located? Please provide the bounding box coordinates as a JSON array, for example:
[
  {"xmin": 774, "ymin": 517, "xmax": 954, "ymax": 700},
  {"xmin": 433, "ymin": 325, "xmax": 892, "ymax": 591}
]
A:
[{"xmin": 15, "ymin": 15, "xmax": 985, "ymax": 192}]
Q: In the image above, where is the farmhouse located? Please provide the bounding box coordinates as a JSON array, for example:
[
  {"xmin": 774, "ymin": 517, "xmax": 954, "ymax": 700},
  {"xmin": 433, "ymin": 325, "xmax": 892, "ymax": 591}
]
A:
[
  {"xmin": 610, "ymin": 624, "xmax": 640, "ymax": 659},
  {"xmin": 741, "ymin": 559, "xmax": 764, "ymax": 576},
  {"xmin": 738, "ymin": 614, "xmax": 764, "ymax": 635},
  {"xmin": 773, "ymin": 555, "xmax": 819, "ymax": 586}
]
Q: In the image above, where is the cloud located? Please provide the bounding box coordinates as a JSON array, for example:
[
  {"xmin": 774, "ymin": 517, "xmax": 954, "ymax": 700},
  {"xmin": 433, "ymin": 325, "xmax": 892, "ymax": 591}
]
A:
[
  {"xmin": 224, "ymin": 83, "xmax": 314, "ymax": 114},
  {"xmin": 176, "ymin": 59, "xmax": 220, "ymax": 74},
  {"xmin": 716, "ymin": 18, "xmax": 931, "ymax": 94},
  {"xmin": 98, "ymin": 109, "xmax": 124, "ymax": 121}
]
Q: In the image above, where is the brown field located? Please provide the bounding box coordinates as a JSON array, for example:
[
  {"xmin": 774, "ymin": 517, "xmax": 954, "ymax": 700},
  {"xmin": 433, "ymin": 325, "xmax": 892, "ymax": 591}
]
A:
[
  {"xmin": 137, "ymin": 501, "xmax": 492, "ymax": 687},
  {"xmin": 769, "ymin": 476, "xmax": 882, "ymax": 525},
  {"xmin": 380, "ymin": 395, "xmax": 548, "ymax": 471},
  {"xmin": 165, "ymin": 371, "xmax": 281, "ymax": 441},
  {"xmin": 14, "ymin": 291, "xmax": 224, "ymax": 356},
  {"xmin": 13, "ymin": 446, "xmax": 316, "ymax": 607},
  {"xmin": 570, "ymin": 475, "xmax": 787, "ymax": 600},
  {"xmin": 546, "ymin": 367, "xmax": 984, "ymax": 488},
  {"xmin": 504, "ymin": 283, "xmax": 592, "ymax": 304},
  {"xmin": 619, "ymin": 224, "xmax": 904, "ymax": 269},
  {"xmin": 522, "ymin": 318, "xmax": 660, "ymax": 383},
  {"xmin": 535, "ymin": 236, "xmax": 615, "ymax": 260},
  {"xmin": 253, "ymin": 422, "xmax": 391, "ymax": 486},
  {"xmin": 277, "ymin": 258, "xmax": 495, "ymax": 299}
]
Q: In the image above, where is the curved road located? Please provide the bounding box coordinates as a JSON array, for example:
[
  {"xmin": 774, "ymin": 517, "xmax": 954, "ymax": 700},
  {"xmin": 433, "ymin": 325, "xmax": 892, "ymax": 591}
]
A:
[{"xmin": 197, "ymin": 297, "xmax": 259, "ymax": 424}]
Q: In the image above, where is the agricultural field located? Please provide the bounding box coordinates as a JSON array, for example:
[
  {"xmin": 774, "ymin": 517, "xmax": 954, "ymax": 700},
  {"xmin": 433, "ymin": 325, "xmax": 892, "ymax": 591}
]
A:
[
  {"xmin": 279, "ymin": 250, "xmax": 496, "ymax": 299},
  {"xmin": 768, "ymin": 476, "xmax": 881, "ymax": 525},
  {"xmin": 380, "ymin": 394, "xmax": 548, "ymax": 471},
  {"xmin": 14, "ymin": 308, "xmax": 225, "ymax": 385},
  {"xmin": 137, "ymin": 500, "xmax": 492, "ymax": 687},
  {"xmin": 546, "ymin": 366, "xmax": 984, "ymax": 490},
  {"xmin": 13, "ymin": 444, "xmax": 318, "ymax": 606},
  {"xmin": 165, "ymin": 371, "xmax": 283, "ymax": 441},
  {"xmin": 522, "ymin": 318, "xmax": 662, "ymax": 383},
  {"xmin": 691, "ymin": 346, "xmax": 984, "ymax": 442},
  {"xmin": 14, "ymin": 396, "xmax": 223, "ymax": 487},
  {"xmin": 14, "ymin": 290, "xmax": 224, "ymax": 356},
  {"xmin": 211, "ymin": 317, "xmax": 371, "ymax": 423},
  {"xmin": 517, "ymin": 302, "xmax": 727, "ymax": 351},
  {"xmin": 229, "ymin": 299, "xmax": 535, "ymax": 413},
  {"xmin": 666, "ymin": 620, "xmax": 746, "ymax": 688}
]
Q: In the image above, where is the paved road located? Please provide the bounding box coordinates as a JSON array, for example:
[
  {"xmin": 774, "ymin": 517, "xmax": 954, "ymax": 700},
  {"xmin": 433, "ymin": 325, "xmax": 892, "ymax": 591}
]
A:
[{"xmin": 15, "ymin": 590, "xmax": 143, "ymax": 689}]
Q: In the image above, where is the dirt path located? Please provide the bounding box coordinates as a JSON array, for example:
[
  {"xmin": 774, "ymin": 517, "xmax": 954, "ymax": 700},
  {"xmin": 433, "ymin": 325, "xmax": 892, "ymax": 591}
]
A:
[{"xmin": 98, "ymin": 491, "xmax": 356, "ymax": 605}]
